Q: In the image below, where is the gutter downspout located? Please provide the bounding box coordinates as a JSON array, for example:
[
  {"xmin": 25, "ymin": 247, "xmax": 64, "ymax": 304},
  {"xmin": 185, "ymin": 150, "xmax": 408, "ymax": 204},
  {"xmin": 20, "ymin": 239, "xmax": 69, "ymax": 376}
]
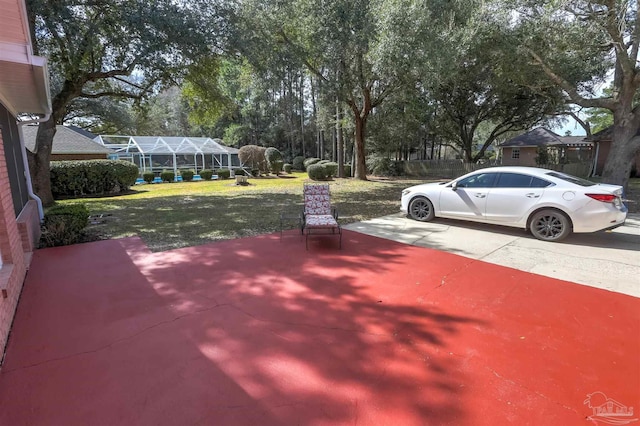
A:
[
  {"xmin": 16, "ymin": 114, "xmax": 51, "ymax": 222},
  {"xmin": 590, "ymin": 142, "xmax": 600, "ymax": 177}
]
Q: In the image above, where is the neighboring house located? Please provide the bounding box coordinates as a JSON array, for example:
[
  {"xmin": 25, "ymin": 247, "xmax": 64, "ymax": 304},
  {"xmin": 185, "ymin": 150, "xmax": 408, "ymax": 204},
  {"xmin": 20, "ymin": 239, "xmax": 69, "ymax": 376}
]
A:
[
  {"xmin": 585, "ymin": 126, "xmax": 640, "ymax": 176},
  {"xmin": 499, "ymin": 127, "xmax": 594, "ymax": 167},
  {"xmin": 22, "ymin": 125, "xmax": 112, "ymax": 160},
  {"xmin": 0, "ymin": 0, "xmax": 52, "ymax": 355}
]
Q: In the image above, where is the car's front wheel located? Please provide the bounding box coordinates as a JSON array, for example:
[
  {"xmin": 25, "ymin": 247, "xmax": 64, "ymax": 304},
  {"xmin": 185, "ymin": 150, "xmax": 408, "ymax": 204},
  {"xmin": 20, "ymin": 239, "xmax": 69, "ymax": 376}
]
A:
[
  {"xmin": 408, "ymin": 196, "xmax": 435, "ymax": 222},
  {"xmin": 529, "ymin": 209, "xmax": 572, "ymax": 242}
]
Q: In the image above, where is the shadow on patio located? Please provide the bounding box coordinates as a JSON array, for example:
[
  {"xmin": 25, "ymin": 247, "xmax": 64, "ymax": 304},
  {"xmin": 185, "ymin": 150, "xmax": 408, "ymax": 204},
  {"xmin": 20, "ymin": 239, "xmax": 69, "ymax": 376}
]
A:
[{"xmin": 0, "ymin": 230, "xmax": 637, "ymax": 425}]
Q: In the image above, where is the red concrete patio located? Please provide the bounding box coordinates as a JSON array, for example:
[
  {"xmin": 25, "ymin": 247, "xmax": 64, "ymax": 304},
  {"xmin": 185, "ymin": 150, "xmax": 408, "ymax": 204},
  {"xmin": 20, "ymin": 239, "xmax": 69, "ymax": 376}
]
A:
[{"xmin": 0, "ymin": 230, "xmax": 638, "ymax": 425}]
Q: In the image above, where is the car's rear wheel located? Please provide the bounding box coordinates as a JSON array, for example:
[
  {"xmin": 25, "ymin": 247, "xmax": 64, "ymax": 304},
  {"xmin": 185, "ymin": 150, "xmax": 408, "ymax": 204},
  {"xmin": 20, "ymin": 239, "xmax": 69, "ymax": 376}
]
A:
[
  {"xmin": 529, "ymin": 209, "xmax": 571, "ymax": 242},
  {"xmin": 408, "ymin": 196, "xmax": 435, "ymax": 222}
]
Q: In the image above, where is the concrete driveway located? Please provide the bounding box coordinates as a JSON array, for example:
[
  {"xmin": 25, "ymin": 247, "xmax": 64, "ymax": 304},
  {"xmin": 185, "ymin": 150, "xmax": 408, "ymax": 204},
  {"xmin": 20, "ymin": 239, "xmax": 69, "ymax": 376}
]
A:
[{"xmin": 345, "ymin": 213, "xmax": 640, "ymax": 297}]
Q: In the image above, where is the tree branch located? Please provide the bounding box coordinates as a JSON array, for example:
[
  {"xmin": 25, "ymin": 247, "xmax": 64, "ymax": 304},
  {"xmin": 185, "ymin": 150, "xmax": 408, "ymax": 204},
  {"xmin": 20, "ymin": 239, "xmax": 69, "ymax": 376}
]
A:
[
  {"xmin": 79, "ymin": 91, "xmax": 143, "ymax": 99},
  {"xmin": 527, "ymin": 48, "xmax": 616, "ymax": 110}
]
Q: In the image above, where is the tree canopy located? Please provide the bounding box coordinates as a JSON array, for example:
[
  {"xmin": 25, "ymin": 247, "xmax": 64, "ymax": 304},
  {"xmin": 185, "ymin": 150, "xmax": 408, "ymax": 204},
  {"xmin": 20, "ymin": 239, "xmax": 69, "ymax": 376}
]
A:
[{"xmin": 28, "ymin": 0, "xmax": 640, "ymax": 201}]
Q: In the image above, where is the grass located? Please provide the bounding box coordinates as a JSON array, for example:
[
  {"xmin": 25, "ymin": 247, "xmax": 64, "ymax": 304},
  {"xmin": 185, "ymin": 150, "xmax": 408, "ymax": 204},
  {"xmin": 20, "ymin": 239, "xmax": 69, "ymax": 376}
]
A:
[
  {"xmin": 55, "ymin": 172, "xmax": 640, "ymax": 252},
  {"xmin": 58, "ymin": 172, "xmax": 425, "ymax": 252}
]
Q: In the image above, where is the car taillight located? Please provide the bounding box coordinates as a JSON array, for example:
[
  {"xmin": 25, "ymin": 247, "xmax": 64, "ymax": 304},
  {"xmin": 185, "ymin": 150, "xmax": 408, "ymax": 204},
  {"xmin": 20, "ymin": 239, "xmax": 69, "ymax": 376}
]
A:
[{"xmin": 586, "ymin": 194, "xmax": 617, "ymax": 203}]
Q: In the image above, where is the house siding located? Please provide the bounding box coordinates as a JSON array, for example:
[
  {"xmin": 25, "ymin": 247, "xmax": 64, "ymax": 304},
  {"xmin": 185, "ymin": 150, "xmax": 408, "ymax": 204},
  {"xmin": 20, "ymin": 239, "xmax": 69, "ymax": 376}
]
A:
[{"xmin": 501, "ymin": 147, "xmax": 538, "ymax": 166}]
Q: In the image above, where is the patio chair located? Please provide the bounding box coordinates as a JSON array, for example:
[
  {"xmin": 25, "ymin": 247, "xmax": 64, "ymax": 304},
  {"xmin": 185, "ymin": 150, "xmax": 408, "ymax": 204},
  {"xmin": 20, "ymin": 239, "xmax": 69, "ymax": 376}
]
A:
[{"xmin": 302, "ymin": 183, "xmax": 342, "ymax": 250}]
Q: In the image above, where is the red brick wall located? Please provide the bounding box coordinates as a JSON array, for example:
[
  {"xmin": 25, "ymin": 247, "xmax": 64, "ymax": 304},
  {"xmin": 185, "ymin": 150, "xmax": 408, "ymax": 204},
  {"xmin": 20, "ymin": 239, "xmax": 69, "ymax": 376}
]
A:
[{"xmin": 0, "ymin": 129, "xmax": 28, "ymax": 356}]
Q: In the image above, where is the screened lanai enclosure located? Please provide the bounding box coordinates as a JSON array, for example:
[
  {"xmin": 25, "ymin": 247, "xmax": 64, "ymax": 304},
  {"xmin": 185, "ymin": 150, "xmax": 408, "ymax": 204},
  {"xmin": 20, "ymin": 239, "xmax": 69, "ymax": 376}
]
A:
[{"xmin": 95, "ymin": 135, "xmax": 242, "ymax": 177}]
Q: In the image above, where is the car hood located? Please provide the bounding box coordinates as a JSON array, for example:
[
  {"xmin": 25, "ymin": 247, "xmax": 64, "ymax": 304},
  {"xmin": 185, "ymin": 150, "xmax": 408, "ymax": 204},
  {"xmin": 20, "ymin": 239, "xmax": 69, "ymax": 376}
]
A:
[{"xmin": 406, "ymin": 181, "xmax": 449, "ymax": 192}]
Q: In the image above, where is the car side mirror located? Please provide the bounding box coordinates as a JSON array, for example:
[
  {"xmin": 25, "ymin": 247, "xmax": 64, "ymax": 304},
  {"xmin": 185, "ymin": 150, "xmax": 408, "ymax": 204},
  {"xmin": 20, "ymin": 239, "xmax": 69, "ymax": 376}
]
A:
[{"xmin": 451, "ymin": 181, "xmax": 458, "ymax": 191}]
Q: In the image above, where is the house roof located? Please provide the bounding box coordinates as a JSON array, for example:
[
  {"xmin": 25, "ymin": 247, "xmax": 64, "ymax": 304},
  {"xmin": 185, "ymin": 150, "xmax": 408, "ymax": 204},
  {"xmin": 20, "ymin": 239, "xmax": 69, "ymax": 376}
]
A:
[
  {"xmin": 66, "ymin": 125, "xmax": 98, "ymax": 140},
  {"xmin": 584, "ymin": 126, "xmax": 613, "ymax": 142},
  {"xmin": 0, "ymin": 0, "xmax": 51, "ymax": 116},
  {"xmin": 22, "ymin": 125, "xmax": 113, "ymax": 154},
  {"xmin": 499, "ymin": 127, "xmax": 592, "ymax": 148}
]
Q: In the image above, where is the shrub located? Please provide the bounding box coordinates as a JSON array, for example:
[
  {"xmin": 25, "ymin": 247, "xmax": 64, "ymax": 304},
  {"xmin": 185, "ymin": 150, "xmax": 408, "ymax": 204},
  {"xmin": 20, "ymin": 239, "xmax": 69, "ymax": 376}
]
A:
[
  {"xmin": 160, "ymin": 170, "xmax": 175, "ymax": 182},
  {"xmin": 238, "ymin": 145, "xmax": 268, "ymax": 173},
  {"xmin": 307, "ymin": 163, "xmax": 328, "ymax": 180},
  {"xmin": 251, "ymin": 168, "xmax": 260, "ymax": 177},
  {"xmin": 50, "ymin": 160, "xmax": 139, "ymax": 197},
  {"xmin": 343, "ymin": 164, "xmax": 352, "ymax": 177},
  {"xmin": 292, "ymin": 156, "xmax": 305, "ymax": 171},
  {"xmin": 41, "ymin": 204, "xmax": 89, "ymax": 247},
  {"xmin": 234, "ymin": 168, "xmax": 246, "ymax": 176},
  {"xmin": 265, "ymin": 147, "xmax": 284, "ymax": 174},
  {"xmin": 143, "ymin": 172, "xmax": 155, "ymax": 183},
  {"xmin": 217, "ymin": 169, "xmax": 231, "ymax": 179},
  {"xmin": 324, "ymin": 162, "xmax": 339, "ymax": 178},
  {"xmin": 304, "ymin": 157, "xmax": 320, "ymax": 169},
  {"xmin": 180, "ymin": 170, "xmax": 195, "ymax": 182},
  {"xmin": 270, "ymin": 159, "xmax": 284, "ymax": 175},
  {"xmin": 283, "ymin": 163, "xmax": 292, "ymax": 173},
  {"xmin": 367, "ymin": 156, "xmax": 402, "ymax": 176},
  {"xmin": 199, "ymin": 169, "xmax": 213, "ymax": 180}
]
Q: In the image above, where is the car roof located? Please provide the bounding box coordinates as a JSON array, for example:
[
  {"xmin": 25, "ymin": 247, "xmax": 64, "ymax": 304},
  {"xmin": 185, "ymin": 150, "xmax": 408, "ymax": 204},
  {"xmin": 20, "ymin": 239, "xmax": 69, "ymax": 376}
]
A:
[{"xmin": 473, "ymin": 166, "xmax": 558, "ymax": 177}]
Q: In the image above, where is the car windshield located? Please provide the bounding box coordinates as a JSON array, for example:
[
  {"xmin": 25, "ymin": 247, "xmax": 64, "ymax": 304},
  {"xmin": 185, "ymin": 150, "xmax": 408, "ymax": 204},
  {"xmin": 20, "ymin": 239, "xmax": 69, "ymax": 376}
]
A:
[{"xmin": 545, "ymin": 171, "xmax": 596, "ymax": 187}]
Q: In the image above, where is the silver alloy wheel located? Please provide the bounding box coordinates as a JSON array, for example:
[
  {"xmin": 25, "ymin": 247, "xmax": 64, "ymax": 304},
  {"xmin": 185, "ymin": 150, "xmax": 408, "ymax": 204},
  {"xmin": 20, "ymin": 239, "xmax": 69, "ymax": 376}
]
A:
[
  {"xmin": 530, "ymin": 209, "xmax": 571, "ymax": 242},
  {"xmin": 408, "ymin": 197, "xmax": 435, "ymax": 222}
]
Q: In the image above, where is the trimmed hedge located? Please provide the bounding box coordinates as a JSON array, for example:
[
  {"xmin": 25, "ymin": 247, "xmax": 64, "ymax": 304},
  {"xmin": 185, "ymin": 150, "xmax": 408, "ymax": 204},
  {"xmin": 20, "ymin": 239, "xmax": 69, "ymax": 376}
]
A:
[
  {"xmin": 307, "ymin": 163, "xmax": 328, "ymax": 180},
  {"xmin": 343, "ymin": 164, "xmax": 352, "ymax": 177},
  {"xmin": 160, "ymin": 170, "xmax": 175, "ymax": 182},
  {"xmin": 41, "ymin": 204, "xmax": 89, "ymax": 247},
  {"xmin": 181, "ymin": 170, "xmax": 195, "ymax": 181},
  {"xmin": 292, "ymin": 156, "xmax": 305, "ymax": 170},
  {"xmin": 217, "ymin": 169, "xmax": 231, "ymax": 179},
  {"xmin": 283, "ymin": 163, "xmax": 292, "ymax": 173},
  {"xmin": 304, "ymin": 157, "xmax": 320, "ymax": 169},
  {"xmin": 265, "ymin": 147, "xmax": 284, "ymax": 174},
  {"xmin": 50, "ymin": 160, "xmax": 138, "ymax": 197},
  {"xmin": 324, "ymin": 162, "xmax": 339, "ymax": 178},
  {"xmin": 143, "ymin": 172, "xmax": 155, "ymax": 183},
  {"xmin": 199, "ymin": 169, "xmax": 213, "ymax": 180},
  {"xmin": 234, "ymin": 168, "xmax": 246, "ymax": 176}
]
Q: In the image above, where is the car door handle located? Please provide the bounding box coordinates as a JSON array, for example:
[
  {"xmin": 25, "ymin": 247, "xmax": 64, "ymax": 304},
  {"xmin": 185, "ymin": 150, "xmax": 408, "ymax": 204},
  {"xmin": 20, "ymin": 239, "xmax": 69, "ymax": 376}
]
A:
[
  {"xmin": 525, "ymin": 193, "xmax": 540, "ymax": 198},
  {"xmin": 474, "ymin": 193, "xmax": 486, "ymax": 198}
]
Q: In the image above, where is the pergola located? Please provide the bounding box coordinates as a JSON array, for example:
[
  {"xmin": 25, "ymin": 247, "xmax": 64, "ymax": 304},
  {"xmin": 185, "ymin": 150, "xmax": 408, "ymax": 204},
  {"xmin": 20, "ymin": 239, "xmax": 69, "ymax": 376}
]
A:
[{"xmin": 94, "ymin": 135, "xmax": 241, "ymax": 177}]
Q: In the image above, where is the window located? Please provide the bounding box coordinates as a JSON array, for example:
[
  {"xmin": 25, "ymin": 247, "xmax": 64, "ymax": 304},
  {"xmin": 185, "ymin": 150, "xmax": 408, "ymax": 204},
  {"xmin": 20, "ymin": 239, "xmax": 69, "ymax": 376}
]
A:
[
  {"xmin": 456, "ymin": 172, "xmax": 497, "ymax": 188},
  {"xmin": 495, "ymin": 173, "xmax": 552, "ymax": 188},
  {"xmin": 546, "ymin": 171, "xmax": 596, "ymax": 187},
  {"xmin": 511, "ymin": 148, "xmax": 520, "ymax": 159}
]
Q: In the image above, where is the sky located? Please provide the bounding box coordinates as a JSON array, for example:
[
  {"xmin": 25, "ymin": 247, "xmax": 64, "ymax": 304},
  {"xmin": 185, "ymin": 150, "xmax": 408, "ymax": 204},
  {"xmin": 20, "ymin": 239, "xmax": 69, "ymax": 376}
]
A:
[{"xmin": 553, "ymin": 117, "xmax": 587, "ymax": 136}]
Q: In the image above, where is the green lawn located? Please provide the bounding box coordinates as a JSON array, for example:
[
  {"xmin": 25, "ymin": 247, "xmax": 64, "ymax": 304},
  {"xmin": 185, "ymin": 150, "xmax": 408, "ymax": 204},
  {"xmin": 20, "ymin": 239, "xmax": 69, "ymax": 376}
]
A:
[{"xmin": 58, "ymin": 172, "xmax": 425, "ymax": 252}]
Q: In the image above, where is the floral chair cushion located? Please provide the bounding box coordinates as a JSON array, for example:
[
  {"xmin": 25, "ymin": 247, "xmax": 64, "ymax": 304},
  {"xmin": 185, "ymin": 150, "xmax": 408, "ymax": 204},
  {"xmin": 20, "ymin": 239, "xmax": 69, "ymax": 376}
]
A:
[
  {"xmin": 304, "ymin": 184, "xmax": 332, "ymax": 215},
  {"xmin": 305, "ymin": 214, "xmax": 338, "ymax": 228}
]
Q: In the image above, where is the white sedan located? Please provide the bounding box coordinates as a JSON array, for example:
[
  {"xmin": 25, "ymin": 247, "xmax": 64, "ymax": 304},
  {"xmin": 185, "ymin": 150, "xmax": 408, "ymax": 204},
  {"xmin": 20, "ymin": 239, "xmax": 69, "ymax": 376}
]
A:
[{"xmin": 400, "ymin": 166, "xmax": 627, "ymax": 242}]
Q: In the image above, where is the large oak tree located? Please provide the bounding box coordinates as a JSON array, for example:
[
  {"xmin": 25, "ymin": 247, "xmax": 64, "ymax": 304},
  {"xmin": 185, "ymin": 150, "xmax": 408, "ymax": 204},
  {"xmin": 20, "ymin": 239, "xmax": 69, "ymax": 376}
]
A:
[
  {"xmin": 27, "ymin": 0, "xmax": 223, "ymax": 205},
  {"xmin": 506, "ymin": 0, "xmax": 640, "ymax": 188}
]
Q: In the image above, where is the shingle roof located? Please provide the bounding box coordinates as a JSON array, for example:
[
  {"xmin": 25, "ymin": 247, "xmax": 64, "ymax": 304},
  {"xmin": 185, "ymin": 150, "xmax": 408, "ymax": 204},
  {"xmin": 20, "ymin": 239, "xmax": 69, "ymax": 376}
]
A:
[
  {"xmin": 498, "ymin": 128, "xmax": 565, "ymax": 147},
  {"xmin": 22, "ymin": 125, "xmax": 113, "ymax": 154},
  {"xmin": 499, "ymin": 127, "xmax": 592, "ymax": 148},
  {"xmin": 66, "ymin": 125, "xmax": 97, "ymax": 140}
]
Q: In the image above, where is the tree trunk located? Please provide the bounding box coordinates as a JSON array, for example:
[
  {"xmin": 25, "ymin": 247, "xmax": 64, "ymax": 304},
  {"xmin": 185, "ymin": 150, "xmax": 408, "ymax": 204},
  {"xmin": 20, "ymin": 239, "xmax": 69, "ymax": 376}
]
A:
[
  {"xmin": 353, "ymin": 114, "xmax": 367, "ymax": 180},
  {"xmin": 336, "ymin": 99, "xmax": 344, "ymax": 177},
  {"xmin": 27, "ymin": 116, "xmax": 57, "ymax": 206},
  {"xmin": 601, "ymin": 114, "xmax": 640, "ymax": 190}
]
